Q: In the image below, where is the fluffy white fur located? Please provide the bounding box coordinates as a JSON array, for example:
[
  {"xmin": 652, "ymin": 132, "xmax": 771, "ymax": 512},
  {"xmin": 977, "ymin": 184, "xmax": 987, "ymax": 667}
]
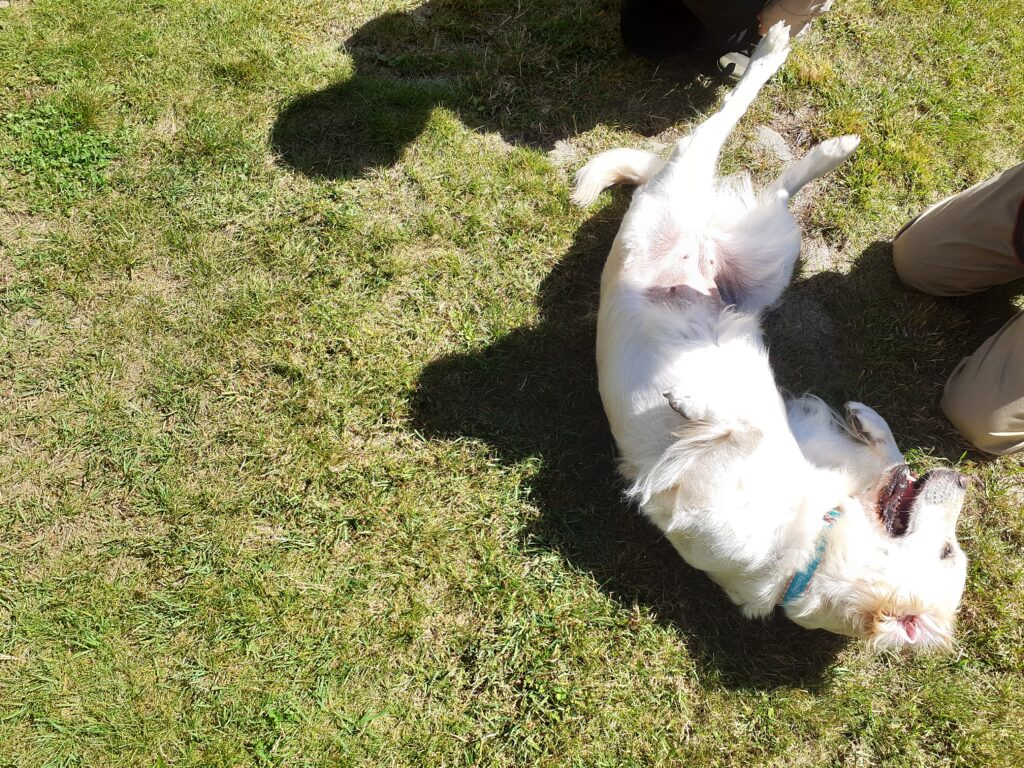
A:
[{"xmin": 573, "ymin": 24, "xmax": 968, "ymax": 649}]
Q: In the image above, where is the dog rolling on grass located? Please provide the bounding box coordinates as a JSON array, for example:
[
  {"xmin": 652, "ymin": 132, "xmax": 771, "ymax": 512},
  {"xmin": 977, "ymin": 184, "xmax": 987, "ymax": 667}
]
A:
[{"xmin": 572, "ymin": 23, "xmax": 967, "ymax": 649}]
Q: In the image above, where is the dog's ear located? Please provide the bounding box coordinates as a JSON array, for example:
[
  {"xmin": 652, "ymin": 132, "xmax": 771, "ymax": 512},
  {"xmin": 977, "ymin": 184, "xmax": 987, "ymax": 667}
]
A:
[{"xmin": 864, "ymin": 598, "xmax": 955, "ymax": 651}]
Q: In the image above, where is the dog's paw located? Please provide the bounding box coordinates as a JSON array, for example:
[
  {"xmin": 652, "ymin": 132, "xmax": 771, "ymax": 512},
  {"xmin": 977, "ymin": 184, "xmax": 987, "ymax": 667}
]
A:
[
  {"xmin": 818, "ymin": 134, "xmax": 861, "ymax": 162},
  {"xmin": 844, "ymin": 402, "xmax": 897, "ymax": 448},
  {"xmin": 787, "ymin": 394, "xmax": 833, "ymax": 423},
  {"xmin": 750, "ymin": 21, "xmax": 791, "ymax": 68},
  {"xmin": 664, "ymin": 389, "xmax": 706, "ymax": 421}
]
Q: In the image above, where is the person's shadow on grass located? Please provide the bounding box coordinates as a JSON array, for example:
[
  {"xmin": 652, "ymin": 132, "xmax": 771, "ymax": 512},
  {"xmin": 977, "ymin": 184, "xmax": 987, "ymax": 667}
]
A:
[{"xmin": 270, "ymin": 0, "xmax": 715, "ymax": 180}]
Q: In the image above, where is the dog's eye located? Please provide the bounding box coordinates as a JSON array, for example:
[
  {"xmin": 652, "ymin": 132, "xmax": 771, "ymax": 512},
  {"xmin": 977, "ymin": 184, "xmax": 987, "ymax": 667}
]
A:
[{"xmin": 940, "ymin": 542, "xmax": 955, "ymax": 560}]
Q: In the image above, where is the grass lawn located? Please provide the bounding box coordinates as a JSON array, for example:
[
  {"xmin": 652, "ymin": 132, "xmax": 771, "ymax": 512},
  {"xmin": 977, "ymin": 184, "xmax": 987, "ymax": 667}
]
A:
[{"xmin": 2, "ymin": 0, "xmax": 1023, "ymax": 764}]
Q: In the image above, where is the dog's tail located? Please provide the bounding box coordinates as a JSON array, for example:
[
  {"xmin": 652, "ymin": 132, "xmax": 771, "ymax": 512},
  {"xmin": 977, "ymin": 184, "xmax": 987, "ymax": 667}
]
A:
[{"xmin": 570, "ymin": 148, "xmax": 666, "ymax": 207}]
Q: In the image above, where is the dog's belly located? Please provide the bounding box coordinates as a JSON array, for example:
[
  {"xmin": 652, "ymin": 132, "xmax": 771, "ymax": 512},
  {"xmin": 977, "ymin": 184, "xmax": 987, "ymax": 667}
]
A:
[{"xmin": 596, "ymin": 289, "xmax": 780, "ymax": 477}]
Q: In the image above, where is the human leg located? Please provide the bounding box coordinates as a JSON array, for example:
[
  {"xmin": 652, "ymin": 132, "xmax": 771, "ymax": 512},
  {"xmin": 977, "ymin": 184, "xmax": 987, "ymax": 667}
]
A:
[
  {"xmin": 941, "ymin": 310, "xmax": 1024, "ymax": 455},
  {"xmin": 893, "ymin": 163, "xmax": 1024, "ymax": 297}
]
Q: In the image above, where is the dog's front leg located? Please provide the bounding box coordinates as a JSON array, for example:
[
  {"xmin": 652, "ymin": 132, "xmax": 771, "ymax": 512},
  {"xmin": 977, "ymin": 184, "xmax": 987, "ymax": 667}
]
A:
[
  {"xmin": 768, "ymin": 134, "xmax": 861, "ymax": 201},
  {"xmin": 844, "ymin": 402, "xmax": 905, "ymax": 467},
  {"xmin": 663, "ymin": 387, "xmax": 763, "ymax": 451},
  {"xmin": 664, "ymin": 388, "xmax": 706, "ymax": 422}
]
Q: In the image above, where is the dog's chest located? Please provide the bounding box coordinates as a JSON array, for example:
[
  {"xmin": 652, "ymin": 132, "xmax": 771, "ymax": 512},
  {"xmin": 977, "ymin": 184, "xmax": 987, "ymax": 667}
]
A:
[{"xmin": 652, "ymin": 493, "xmax": 772, "ymax": 551}]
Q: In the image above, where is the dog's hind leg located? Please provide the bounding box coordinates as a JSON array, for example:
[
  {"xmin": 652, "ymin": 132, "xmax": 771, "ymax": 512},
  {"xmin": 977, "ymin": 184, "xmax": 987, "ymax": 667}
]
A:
[
  {"xmin": 769, "ymin": 135, "xmax": 861, "ymax": 201},
  {"xmin": 710, "ymin": 134, "xmax": 862, "ymax": 311},
  {"xmin": 647, "ymin": 22, "xmax": 792, "ymax": 199},
  {"xmin": 596, "ymin": 23, "xmax": 793, "ymax": 300},
  {"xmin": 711, "ymin": 197, "xmax": 801, "ymax": 311}
]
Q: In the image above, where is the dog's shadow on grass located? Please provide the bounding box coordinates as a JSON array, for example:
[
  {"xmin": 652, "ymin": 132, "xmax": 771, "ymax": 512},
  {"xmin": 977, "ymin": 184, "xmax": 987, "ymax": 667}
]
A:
[
  {"xmin": 413, "ymin": 195, "xmax": 1015, "ymax": 688},
  {"xmin": 270, "ymin": 0, "xmax": 715, "ymax": 180},
  {"xmin": 412, "ymin": 198, "xmax": 859, "ymax": 691},
  {"xmin": 412, "ymin": 199, "xmax": 1018, "ymax": 689}
]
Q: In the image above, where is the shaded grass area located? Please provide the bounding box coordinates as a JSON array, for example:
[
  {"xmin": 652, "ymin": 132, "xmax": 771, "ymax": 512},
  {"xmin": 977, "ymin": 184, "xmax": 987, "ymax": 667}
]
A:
[
  {"xmin": 270, "ymin": 0, "xmax": 717, "ymax": 179},
  {"xmin": 1, "ymin": 0, "xmax": 1023, "ymax": 765}
]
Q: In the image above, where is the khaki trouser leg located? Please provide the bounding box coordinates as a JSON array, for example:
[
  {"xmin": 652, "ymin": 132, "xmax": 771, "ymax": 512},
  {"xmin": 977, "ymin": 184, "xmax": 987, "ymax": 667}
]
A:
[
  {"xmin": 892, "ymin": 163, "xmax": 1024, "ymax": 454},
  {"xmin": 893, "ymin": 163, "xmax": 1024, "ymax": 296},
  {"xmin": 759, "ymin": 1, "xmax": 834, "ymax": 36},
  {"xmin": 942, "ymin": 312, "xmax": 1024, "ymax": 455}
]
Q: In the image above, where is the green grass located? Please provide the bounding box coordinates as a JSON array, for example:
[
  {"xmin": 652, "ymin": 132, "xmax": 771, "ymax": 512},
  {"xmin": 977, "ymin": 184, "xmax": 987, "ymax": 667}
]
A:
[{"xmin": 1, "ymin": 0, "xmax": 1023, "ymax": 765}]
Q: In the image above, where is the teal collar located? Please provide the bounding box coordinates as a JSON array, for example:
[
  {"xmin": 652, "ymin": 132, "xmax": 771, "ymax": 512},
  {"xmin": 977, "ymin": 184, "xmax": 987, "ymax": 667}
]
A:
[{"xmin": 781, "ymin": 509, "xmax": 842, "ymax": 606}]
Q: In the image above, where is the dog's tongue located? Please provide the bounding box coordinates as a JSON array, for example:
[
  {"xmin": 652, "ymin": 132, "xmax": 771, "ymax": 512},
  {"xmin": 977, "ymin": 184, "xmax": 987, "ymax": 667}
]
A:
[{"xmin": 900, "ymin": 615, "xmax": 921, "ymax": 643}]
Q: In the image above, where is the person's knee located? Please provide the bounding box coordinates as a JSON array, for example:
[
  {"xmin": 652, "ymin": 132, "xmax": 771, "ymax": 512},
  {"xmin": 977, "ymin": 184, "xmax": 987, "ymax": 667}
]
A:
[
  {"xmin": 941, "ymin": 387, "xmax": 1024, "ymax": 455},
  {"xmin": 892, "ymin": 228, "xmax": 935, "ymax": 293},
  {"xmin": 892, "ymin": 223, "xmax": 973, "ymax": 297}
]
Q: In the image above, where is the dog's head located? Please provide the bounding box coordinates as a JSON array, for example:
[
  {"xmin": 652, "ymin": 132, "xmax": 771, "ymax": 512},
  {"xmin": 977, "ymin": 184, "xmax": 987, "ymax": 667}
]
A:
[{"xmin": 787, "ymin": 466, "xmax": 968, "ymax": 649}]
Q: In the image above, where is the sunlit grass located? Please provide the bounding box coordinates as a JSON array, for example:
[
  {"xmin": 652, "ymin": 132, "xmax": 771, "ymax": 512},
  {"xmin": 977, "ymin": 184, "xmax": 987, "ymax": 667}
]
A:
[{"xmin": 1, "ymin": 0, "xmax": 1022, "ymax": 765}]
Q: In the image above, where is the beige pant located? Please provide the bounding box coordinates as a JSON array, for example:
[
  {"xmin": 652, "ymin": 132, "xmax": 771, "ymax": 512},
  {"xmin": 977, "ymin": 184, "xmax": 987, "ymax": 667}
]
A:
[
  {"xmin": 893, "ymin": 163, "xmax": 1024, "ymax": 454},
  {"xmin": 759, "ymin": 1, "xmax": 834, "ymax": 36}
]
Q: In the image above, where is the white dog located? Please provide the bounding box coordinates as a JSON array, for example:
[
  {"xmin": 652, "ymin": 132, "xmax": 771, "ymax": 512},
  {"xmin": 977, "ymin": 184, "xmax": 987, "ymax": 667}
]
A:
[{"xmin": 571, "ymin": 24, "xmax": 967, "ymax": 649}]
